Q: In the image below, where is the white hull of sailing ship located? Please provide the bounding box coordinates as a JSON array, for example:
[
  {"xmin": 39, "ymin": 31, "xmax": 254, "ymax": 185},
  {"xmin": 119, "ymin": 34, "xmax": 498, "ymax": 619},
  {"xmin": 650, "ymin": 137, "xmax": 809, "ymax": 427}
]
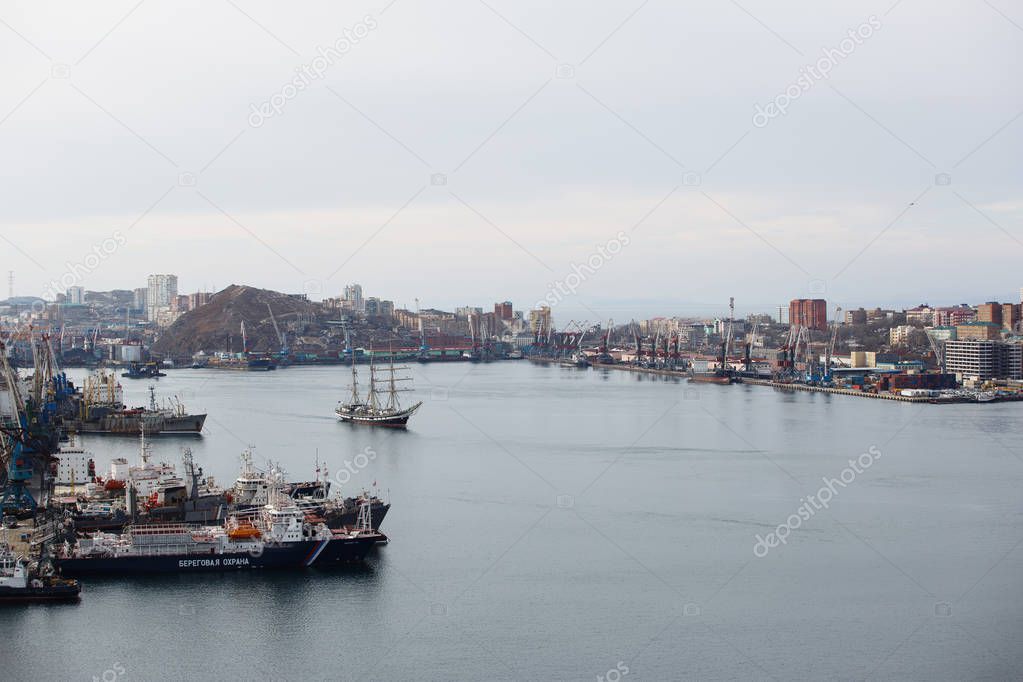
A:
[{"xmin": 335, "ymin": 354, "xmax": 422, "ymax": 427}]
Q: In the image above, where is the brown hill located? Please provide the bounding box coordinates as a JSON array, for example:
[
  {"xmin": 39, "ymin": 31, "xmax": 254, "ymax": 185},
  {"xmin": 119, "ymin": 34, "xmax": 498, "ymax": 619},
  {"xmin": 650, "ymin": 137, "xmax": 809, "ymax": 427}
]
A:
[{"xmin": 151, "ymin": 284, "xmax": 320, "ymax": 360}]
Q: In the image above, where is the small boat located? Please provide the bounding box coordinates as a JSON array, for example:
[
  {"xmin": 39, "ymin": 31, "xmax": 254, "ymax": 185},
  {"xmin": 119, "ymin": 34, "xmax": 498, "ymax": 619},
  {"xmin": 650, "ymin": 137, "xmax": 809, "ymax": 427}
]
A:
[{"xmin": 0, "ymin": 536, "xmax": 81, "ymax": 603}]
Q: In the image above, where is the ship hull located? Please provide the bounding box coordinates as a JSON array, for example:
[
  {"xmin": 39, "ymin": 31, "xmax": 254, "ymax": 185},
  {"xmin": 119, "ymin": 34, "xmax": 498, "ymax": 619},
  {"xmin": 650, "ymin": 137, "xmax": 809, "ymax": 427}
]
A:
[
  {"xmin": 335, "ymin": 403, "xmax": 421, "ymax": 428},
  {"xmin": 688, "ymin": 374, "xmax": 734, "ymax": 385},
  {"xmin": 325, "ymin": 502, "xmax": 389, "ymax": 530},
  {"xmin": 73, "ymin": 413, "xmax": 206, "ymax": 435},
  {"xmin": 57, "ymin": 535, "xmax": 376, "ymax": 576},
  {"xmin": 0, "ymin": 583, "xmax": 81, "ymax": 603}
]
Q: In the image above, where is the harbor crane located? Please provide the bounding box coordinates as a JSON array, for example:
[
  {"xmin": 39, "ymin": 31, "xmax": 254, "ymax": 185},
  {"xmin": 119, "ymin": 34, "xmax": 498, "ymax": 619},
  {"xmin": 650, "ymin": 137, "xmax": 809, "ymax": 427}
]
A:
[
  {"xmin": 925, "ymin": 329, "xmax": 946, "ymax": 372},
  {"xmin": 266, "ymin": 304, "xmax": 288, "ymax": 358},
  {"xmin": 414, "ymin": 298, "xmax": 429, "ymax": 356}
]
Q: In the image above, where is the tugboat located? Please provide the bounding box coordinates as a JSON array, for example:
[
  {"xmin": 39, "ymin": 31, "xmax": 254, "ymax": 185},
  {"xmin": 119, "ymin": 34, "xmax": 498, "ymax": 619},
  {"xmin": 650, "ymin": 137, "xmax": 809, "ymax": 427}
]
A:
[
  {"xmin": 335, "ymin": 354, "xmax": 422, "ymax": 428},
  {"xmin": 0, "ymin": 534, "xmax": 81, "ymax": 603},
  {"xmin": 56, "ymin": 469, "xmax": 383, "ymax": 575}
]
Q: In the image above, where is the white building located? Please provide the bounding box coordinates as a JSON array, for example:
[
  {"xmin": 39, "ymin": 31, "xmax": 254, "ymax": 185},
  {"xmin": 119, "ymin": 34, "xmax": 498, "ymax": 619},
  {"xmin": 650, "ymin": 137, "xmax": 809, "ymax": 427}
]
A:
[
  {"xmin": 889, "ymin": 325, "xmax": 915, "ymax": 346},
  {"xmin": 945, "ymin": 340, "xmax": 1023, "ymax": 380},
  {"xmin": 146, "ymin": 274, "xmax": 178, "ymax": 321},
  {"xmin": 66, "ymin": 285, "xmax": 85, "ymax": 305},
  {"xmin": 343, "ymin": 283, "xmax": 364, "ymax": 312}
]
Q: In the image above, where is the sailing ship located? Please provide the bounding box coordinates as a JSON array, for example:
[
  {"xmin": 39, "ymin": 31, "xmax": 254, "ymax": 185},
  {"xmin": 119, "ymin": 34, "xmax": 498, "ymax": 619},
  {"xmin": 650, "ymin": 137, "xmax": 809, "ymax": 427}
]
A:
[{"xmin": 335, "ymin": 353, "xmax": 422, "ymax": 427}]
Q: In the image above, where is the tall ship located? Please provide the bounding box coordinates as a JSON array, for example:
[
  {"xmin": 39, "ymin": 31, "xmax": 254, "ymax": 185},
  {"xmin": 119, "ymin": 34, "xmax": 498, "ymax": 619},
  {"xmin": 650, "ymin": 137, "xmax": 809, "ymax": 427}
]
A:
[
  {"xmin": 335, "ymin": 355, "xmax": 422, "ymax": 428},
  {"xmin": 56, "ymin": 470, "xmax": 383, "ymax": 575},
  {"xmin": 71, "ymin": 376, "xmax": 206, "ymax": 435}
]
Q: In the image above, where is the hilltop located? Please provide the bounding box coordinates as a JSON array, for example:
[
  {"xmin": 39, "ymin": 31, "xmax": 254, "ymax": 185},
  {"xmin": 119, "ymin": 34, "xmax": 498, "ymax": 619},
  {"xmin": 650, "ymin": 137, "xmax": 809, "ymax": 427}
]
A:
[{"xmin": 150, "ymin": 284, "xmax": 320, "ymax": 361}]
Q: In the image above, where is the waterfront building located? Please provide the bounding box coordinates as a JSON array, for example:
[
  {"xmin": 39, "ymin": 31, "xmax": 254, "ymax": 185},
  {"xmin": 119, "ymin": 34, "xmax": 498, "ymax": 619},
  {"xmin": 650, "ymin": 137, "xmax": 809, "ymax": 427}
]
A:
[
  {"xmin": 944, "ymin": 340, "xmax": 1023, "ymax": 380},
  {"xmin": 66, "ymin": 286, "xmax": 84, "ymax": 305}
]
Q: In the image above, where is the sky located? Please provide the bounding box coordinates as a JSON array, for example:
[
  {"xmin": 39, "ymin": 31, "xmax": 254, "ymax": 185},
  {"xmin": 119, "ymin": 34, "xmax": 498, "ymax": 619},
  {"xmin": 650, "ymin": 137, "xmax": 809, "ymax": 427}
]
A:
[{"xmin": 0, "ymin": 0, "xmax": 1021, "ymax": 323}]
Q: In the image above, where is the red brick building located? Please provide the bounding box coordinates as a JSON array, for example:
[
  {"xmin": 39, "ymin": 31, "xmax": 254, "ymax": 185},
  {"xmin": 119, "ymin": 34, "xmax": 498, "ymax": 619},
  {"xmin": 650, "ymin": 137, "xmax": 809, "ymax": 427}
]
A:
[{"xmin": 789, "ymin": 298, "xmax": 828, "ymax": 331}]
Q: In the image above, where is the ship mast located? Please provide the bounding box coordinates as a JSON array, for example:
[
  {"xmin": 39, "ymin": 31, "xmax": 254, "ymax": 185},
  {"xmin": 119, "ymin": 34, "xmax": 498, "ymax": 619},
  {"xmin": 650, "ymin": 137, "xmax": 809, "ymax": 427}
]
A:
[
  {"xmin": 349, "ymin": 352, "xmax": 360, "ymax": 405},
  {"xmin": 367, "ymin": 352, "xmax": 379, "ymax": 410},
  {"xmin": 386, "ymin": 345, "xmax": 399, "ymax": 411}
]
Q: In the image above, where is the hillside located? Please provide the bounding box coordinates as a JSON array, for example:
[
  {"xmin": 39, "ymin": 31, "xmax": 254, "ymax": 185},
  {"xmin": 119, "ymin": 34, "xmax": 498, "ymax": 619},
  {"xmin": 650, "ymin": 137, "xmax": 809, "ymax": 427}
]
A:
[{"xmin": 151, "ymin": 284, "xmax": 320, "ymax": 360}]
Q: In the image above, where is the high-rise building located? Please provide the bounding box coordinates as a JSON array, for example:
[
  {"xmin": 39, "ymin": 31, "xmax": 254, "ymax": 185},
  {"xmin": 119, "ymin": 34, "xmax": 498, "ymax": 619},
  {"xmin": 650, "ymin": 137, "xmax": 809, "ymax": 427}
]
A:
[
  {"xmin": 977, "ymin": 302, "xmax": 1002, "ymax": 325},
  {"xmin": 146, "ymin": 274, "xmax": 178, "ymax": 321},
  {"xmin": 788, "ymin": 299, "xmax": 827, "ymax": 331},
  {"xmin": 529, "ymin": 306, "xmax": 552, "ymax": 334},
  {"xmin": 133, "ymin": 287, "xmax": 147, "ymax": 311},
  {"xmin": 494, "ymin": 301, "xmax": 513, "ymax": 320},
  {"xmin": 945, "ymin": 340, "xmax": 1022, "ymax": 379},
  {"xmin": 343, "ymin": 284, "xmax": 364, "ymax": 312},
  {"xmin": 188, "ymin": 291, "xmax": 212, "ymax": 310},
  {"xmin": 1001, "ymin": 303, "xmax": 1020, "ymax": 332},
  {"xmin": 66, "ymin": 286, "xmax": 84, "ymax": 305},
  {"xmin": 365, "ymin": 297, "xmax": 393, "ymax": 317}
]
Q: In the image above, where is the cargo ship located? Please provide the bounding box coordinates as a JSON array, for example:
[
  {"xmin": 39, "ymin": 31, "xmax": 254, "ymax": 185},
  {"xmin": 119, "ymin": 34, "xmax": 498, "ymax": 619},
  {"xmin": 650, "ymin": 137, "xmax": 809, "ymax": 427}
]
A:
[
  {"xmin": 71, "ymin": 378, "xmax": 205, "ymax": 435},
  {"xmin": 0, "ymin": 538, "xmax": 81, "ymax": 603},
  {"xmin": 336, "ymin": 356, "xmax": 421, "ymax": 428},
  {"xmin": 121, "ymin": 362, "xmax": 166, "ymax": 379},
  {"xmin": 56, "ymin": 474, "xmax": 383, "ymax": 575}
]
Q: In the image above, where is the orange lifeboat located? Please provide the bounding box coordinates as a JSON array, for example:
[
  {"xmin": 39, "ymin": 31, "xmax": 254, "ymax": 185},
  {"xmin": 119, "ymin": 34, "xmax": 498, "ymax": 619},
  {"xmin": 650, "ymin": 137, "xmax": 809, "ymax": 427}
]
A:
[{"xmin": 227, "ymin": 522, "xmax": 261, "ymax": 540}]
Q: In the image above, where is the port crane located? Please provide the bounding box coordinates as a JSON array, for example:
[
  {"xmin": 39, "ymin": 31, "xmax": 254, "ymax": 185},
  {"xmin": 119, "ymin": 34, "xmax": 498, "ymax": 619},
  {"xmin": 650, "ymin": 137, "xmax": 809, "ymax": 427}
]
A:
[
  {"xmin": 925, "ymin": 328, "xmax": 946, "ymax": 372},
  {"xmin": 266, "ymin": 304, "xmax": 289, "ymax": 359},
  {"xmin": 822, "ymin": 306, "xmax": 842, "ymax": 384},
  {"xmin": 415, "ymin": 298, "xmax": 429, "ymax": 358},
  {"xmin": 0, "ymin": 339, "xmax": 43, "ymax": 513}
]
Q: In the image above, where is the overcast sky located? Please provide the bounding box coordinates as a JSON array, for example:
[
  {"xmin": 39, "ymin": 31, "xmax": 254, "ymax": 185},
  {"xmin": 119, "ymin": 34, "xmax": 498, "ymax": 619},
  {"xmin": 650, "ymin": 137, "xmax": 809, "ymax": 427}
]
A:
[{"xmin": 1, "ymin": 0, "xmax": 1020, "ymax": 322}]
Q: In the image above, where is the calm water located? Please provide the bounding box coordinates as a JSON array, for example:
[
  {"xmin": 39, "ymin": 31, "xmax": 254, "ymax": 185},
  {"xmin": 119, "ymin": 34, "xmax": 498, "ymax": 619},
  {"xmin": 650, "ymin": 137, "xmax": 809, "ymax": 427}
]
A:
[{"xmin": 3, "ymin": 362, "xmax": 1022, "ymax": 681}]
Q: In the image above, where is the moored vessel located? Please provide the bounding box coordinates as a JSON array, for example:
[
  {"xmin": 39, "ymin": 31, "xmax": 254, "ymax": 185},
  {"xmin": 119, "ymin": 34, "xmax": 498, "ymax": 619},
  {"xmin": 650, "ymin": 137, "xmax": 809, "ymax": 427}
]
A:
[
  {"xmin": 0, "ymin": 535, "xmax": 81, "ymax": 603},
  {"xmin": 57, "ymin": 471, "xmax": 382, "ymax": 575}
]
